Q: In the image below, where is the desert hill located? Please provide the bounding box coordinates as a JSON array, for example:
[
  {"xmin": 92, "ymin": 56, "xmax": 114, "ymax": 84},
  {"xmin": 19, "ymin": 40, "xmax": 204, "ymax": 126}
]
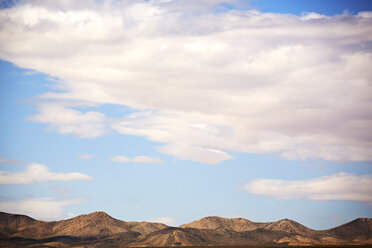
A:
[
  {"xmin": 179, "ymin": 216, "xmax": 265, "ymax": 232},
  {"xmin": 179, "ymin": 216, "xmax": 315, "ymax": 235},
  {"xmin": 324, "ymin": 217, "xmax": 372, "ymax": 242},
  {"xmin": 180, "ymin": 216, "xmax": 323, "ymax": 246},
  {"xmin": 0, "ymin": 211, "xmax": 371, "ymax": 247},
  {"xmin": 0, "ymin": 211, "xmax": 167, "ymax": 240},
  {"xmin": 262, "ymin": 218, "xmax": 316, "ymax": 235},
  {"xmin": 0, "ymin": 212, "xmax": 36, "ymax": 238},
  {"xmin": 135, "ymin": 227, "xmax": 272, "ymax": 246},
  {"xmin": 52, "ymin": 211, "xmax": 167, "ymax": 236}
]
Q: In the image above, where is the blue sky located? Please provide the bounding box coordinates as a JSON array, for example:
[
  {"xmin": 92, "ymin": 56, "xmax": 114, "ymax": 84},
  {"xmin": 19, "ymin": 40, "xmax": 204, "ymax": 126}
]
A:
[
  {"xmin": 0, "ymin": 0, "xmax": 371, "ymax": 229},
  {"xmin": 251, "ymin": 0, "xmax": 372, "ymax": 15}
]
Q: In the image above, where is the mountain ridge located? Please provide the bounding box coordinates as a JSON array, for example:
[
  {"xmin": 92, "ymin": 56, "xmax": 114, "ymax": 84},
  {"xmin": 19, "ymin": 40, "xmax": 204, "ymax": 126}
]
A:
[
  {"xmin": 179, "ymin": 216, "xmax": 266, "ymax": 232},
  {"xmin": 0, "ymin": 211, "xmax": 371, "ymax": 247}
]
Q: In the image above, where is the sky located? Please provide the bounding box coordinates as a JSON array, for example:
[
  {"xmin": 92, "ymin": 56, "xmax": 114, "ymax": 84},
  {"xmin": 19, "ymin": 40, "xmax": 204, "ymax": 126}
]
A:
[{"xmin": 0, "ymin": 0, "xmax": 371, "ymax": 230}]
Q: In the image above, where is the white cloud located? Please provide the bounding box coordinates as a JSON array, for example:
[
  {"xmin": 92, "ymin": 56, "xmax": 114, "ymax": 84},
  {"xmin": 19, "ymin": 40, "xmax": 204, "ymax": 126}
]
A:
[
  {"xmin": 0, "ymin": 2, "xmax": 371, "ymax": 163},
  {"xmin": 112, "ymin": 111, "xmax": 233, "ymax": 164},
  {"xmin": 23, "ymin": 70, "xmax": 39, "ymax": 75},
  {"xmin": 132, "ymin": 155, "xmax": 163, "ymax": 163},
  {"xmin": 244, "ymin": 173, "xmax": 372, "ymax": 204},
  {"xmin": 158, "ymin": 143, "xmax": 231, "ymax": 164},
  {"xmin": 300, "ymin": 12, "xmax": 328, "ymax": 20},
  {"xmin": 0, "ymin": 163, "xmax": 93, "ymax": 184},
  {"xmin": 27, "ymin": 103, "xmax": 108, "ymax": 138},
  {"xmin": 110, "ymin": 155, "xmax": 163, "ymax": 163},
  {"xmin": 78, "ymin": 154, "xmax": 93, "ymax": 159},
  {"xmin": 147, "ymin": 0, "xmax": 249, "ymax": 12},
  {"xmin": 110, "ymin": 156, "xmax": 131, "ymax": 162},
  {"xmin": 149, "ymin": 216, "xmax": 177, "ymax": 226},
  {"xmin": 0, "ymin": 197, "xmax": 86, "ymax": 220}
]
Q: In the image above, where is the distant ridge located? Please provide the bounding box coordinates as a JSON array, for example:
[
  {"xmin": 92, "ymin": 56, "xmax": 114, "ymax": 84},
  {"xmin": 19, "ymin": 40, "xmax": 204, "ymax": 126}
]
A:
[
  {"xmin": 0, "ymin": 211, "xmax": 371, "ymax": 247},
  {"xmin": 0, "ymin": 211, "xmax": 168, "ymax": 240},
  {"xmin": 179, "ymin": 216, "xmax": 266, "ymax": 231}
]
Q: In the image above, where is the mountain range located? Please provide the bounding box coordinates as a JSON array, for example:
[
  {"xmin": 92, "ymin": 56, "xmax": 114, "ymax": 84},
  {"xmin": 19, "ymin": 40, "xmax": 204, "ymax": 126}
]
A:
[{"xmin": 0, "ymin": 211, "xmax": 371, "ymax": 247}]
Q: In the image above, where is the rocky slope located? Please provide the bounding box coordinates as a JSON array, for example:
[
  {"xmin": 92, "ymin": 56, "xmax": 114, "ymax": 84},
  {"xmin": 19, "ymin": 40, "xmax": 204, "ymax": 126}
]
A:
[
  {"xmin": 179, "ymin": 216, "xmax": 266, "ymax": 232},
  {"xmin": 0, "ymin": 211, "xmax": 167, "ymax": 240},
  {"xmin": 261, "ymin": 218, "xmax": 317, "ymax": 236},
  {"xmin": 322, "ymin": 217, "xmax": 372, "ymax": 243},
  {"xmin": 0, "ymin": 211, "xmax": 371, "ymax": 247}
]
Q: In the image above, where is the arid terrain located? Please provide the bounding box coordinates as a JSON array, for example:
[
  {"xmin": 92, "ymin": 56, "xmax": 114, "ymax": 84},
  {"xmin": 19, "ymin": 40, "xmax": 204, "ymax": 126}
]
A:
[{"xmin": 0, "ymin": 211, "xmax": 371, "ymax": 247}]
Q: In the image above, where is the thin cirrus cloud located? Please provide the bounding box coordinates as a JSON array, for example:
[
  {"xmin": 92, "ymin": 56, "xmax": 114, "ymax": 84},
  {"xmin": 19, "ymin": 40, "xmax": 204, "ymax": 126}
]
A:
[
  {"xmin": 132, "ymin": 155, "xmax": 164, "ymax": 163},
  {"xmin": 0, "ymin": 197, "xmax": 86, "ymax": 220},
  {"xmin": 77, "ymin": 154, "xmax": 93, "ymax": 159},
  {"xmin": 0, "ymin": 163, "xmax": 93, "ymax": 184},
  {"xmin": 0, "ymin": 156, "xmax": 24, "ymax": 165},
  {"xmin": 110, "ymin": 156, "xmax": 131, "ymax": 162},
  {"xmin": 0, "ymin": 1, "xmax": 371, "ymax": 164},
  {"xmin": 244, "ymin": 173, "xmax": 372, "ymax": 205},
  {"xmin": 110, "ymin": 155, "xmax": 163, "ymax": 164}
]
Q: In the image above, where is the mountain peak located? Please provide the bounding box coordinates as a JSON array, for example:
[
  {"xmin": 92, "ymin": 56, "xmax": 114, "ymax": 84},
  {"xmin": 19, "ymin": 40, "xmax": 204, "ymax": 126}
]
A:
[
  {"xmin": 86, "ymin": 211, "xmax": 112, "ymax": 219},
  {"xmin": 264, "ymin": 218, "xmax": 315, "ymax": 235},
  {"xmin": 325, "ymin": 217, "xmax": 372, "ymax": 241},
  {"xmin": 355, "ymin": 217, "xmax": 372, "ymax": 223},
  {"xmin": 68, "ymin": 211, "xmax": 115, "ymax": 223},
  {"xmin": 201, "ymin": 216, "xmax": 226, "ymax": 221},
  {"xmin": 329, "ymin": 217, "xmax": 372, "ymax": 230},
  {"xmin": 180, "ymin": 216, "xmax": 263, "ymax": 232},
  {"xmin": 277, "ymin": 218, "xmax": 296, "ymax": 223}
]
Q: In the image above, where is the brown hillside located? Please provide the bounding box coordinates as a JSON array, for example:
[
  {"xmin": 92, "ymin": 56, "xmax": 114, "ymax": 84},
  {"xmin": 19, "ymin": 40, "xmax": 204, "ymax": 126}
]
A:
[
  {"xmin": 50, "ymin": 211, "xmax": 131, "ymax": 237},
  {"xmin": 0, "ymin": 211, "xmax": 168, "ymax": 240},
  {"xmin": 179, "ymin": 216, "xmax": 265, "ymax": 232},
  {"xmin": 0, "ymin": 212, "xmax": 36, "ymax": 237},
  {"xmin": 0, "ymin": 212, "xmax": 53, "ymax": 239},
  {"xmin": 242, "ymin": 228, "xmax": 312, "ymax": 246},
  {"xmin": 324, "ymin": 217, "xmax": 372, "ymax": 243},
  {"xmin": 262, "ymin": 218, "xmax": 316, "ymax": 235},
  {"xmin": 136, "ymin": 227, "xmax": 267, "ymax": 246},
  {"xmin": 1, "ymin": 211, "xmax": 371, "ymax": 247},
  {"xmin": 126, "ymin": 221, "xmax": 169, "ymax": 235},
  {"xmin": 136, "ymin": 227, "xmax": 209, "ymax": 246}
]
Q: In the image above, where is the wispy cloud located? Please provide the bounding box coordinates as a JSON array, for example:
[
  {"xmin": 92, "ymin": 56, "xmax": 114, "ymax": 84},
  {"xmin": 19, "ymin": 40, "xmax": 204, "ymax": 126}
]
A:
[
  {"xmin": 110, "ymin": 156, "xmax": 131, "ymax": 162},
  {"xmin": 132, "ymin": 155, "xmax": 163, "ymax": 163},
  {"xmin": 0, "ymin": 197, "xmax": 86, "ymax": 220},
  {"xmin": 244, "ymin": 173, "xmax": 372, "ymax": 204},
  {"xmin": 27, "ymin": 103, "xmax": 108, "ymax": 138},
  {"xmin": 0, "ymin": 163, "xmax": 93, "ymax": 184},
  {"xmin": 1, "ymin": 2, "xmax": 371, "ymax": 163},
  {"xmin": 110, "ymin": 155, "xmax": 163, "ymax": 163},
  {"xmin": 77, "ymin": 154, "xmax": 93, "ymax": 159},
  {"xmin": 23, "ymin": 70, "xmax": 39, "ymax": 76},
  {"xmin": 0, "ymin": 156, "xmax": 24, "ymax": 165}
]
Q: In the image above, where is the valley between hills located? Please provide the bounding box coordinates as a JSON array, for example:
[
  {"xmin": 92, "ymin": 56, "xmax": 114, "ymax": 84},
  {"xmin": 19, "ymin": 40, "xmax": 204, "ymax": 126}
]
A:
[{"xmin": 0, "ymin": 211, "xmax": 371, "ymax": 247}]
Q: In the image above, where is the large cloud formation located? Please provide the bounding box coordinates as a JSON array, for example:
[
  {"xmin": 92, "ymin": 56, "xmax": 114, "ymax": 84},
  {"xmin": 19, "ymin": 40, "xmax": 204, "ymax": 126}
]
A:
[
  {"xmin": 0, "ymin": 0, "xmax": 371, "ymax": 164},
  {"xmin": 244, "ymin": 173, "xmax": 372, "ymax": 204}
]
